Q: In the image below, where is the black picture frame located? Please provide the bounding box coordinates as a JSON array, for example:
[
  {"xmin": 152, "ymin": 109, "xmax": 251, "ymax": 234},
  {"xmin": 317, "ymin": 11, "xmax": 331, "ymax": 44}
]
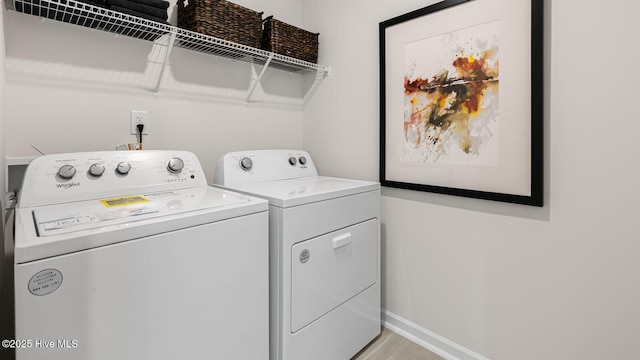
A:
[{"xmin": 379, "ymin": 0, "xmax": 543, "ymax": 206}]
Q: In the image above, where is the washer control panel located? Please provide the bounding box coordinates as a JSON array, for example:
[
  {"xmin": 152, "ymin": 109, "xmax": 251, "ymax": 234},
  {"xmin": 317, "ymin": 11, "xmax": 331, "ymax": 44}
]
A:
[
  {"xmin": 19, "ymin": 150, "xmax": 207, "ymax": 208},
  {"xmin": 214, "ymin": 150, "xmax": 318, "ymax": 186}
]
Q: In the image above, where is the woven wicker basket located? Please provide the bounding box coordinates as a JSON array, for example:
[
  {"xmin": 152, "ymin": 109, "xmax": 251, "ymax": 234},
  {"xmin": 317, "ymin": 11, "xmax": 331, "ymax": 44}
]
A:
[
  {"xmin": 176, "ymin": 0, "xmax": 263, "ymax": 48},
  {"xmin": 261, "ymin": 16, "xmax": 319, "ymax": 63}
]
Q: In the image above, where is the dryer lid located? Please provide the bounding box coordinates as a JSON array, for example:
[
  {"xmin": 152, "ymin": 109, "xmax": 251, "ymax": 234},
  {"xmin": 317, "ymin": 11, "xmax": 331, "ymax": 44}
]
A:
[{"xmin": 218, "ymin": 176, "xmax": 380, "ymax": 208}]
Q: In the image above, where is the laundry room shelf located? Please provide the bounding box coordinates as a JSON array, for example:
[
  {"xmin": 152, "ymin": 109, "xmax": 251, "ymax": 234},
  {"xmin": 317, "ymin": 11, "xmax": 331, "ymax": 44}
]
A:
[{"xmin": 8, "ymin": 0, "xmax": 330, "ymax": 108}]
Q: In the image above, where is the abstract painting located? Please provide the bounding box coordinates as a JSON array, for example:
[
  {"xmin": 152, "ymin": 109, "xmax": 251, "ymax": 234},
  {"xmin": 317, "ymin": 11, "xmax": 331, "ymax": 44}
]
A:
[
  {"xmin": 403, "ymin": 21, "xmax": 499, "ymax": 165},
  {"xmin": 380, "ymin": 0, "xmax": 543, "ymax": 206}
]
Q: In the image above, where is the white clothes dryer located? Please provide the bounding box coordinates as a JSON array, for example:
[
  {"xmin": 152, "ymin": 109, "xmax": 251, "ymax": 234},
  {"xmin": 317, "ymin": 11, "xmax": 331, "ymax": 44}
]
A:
[
  {"xmin": 213, "ymin": 149, "xmax": 381, "ymax": 360},
  {"xmin": 11, "ymin": 150, "xmax": 269, "ymax": 360}
]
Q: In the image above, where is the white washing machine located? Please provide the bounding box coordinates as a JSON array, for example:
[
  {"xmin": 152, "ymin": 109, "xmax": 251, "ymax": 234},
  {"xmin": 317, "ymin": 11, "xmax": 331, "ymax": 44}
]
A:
[
  {"xmin": 11, "ymin": 150, "xmax": 269, "ymax": 360},
  {"xmin": 213, "ymin": 149, "xmax": 381, "ymax": 360}
]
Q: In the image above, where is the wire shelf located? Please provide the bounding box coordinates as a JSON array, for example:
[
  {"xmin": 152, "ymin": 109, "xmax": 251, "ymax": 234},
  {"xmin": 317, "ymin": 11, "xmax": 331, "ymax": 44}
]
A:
[{"xmin": 9, "ymin": 0, "xmax": 330, "ymax": 107}]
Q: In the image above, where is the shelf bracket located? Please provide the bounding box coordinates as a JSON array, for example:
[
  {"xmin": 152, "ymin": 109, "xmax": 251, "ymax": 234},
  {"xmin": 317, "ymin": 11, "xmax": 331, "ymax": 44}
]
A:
[
  {"xmin": 303, "ymin": 66, "xmax": 330, "ymax": 107},
  {"xmin": 246, "ymin": 54, "xmax": 274, "ymax": 103},
  {"xmin": 153, "ymin": 30, "xmax": 177, "ymax": 99}
]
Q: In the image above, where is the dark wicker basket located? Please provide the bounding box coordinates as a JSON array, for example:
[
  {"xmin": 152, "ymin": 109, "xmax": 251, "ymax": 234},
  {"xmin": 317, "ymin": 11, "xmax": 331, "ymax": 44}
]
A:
[
  {"xmin": 176, "ymin": 0, "xmax": 263, "ymax": 48},
  {"xmin": 261, "ymin": 16, "xmax": 319, "ymax": 63}
]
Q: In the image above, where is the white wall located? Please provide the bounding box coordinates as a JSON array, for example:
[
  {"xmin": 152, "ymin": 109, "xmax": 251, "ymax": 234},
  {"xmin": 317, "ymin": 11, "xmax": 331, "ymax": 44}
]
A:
[
  {"xmin": 303, "ymin": 0, "xmax": 640, "ymax": 359},
  {"xmin": 2, "ymin": 0, "xmax": 305, "ymax": 180}
]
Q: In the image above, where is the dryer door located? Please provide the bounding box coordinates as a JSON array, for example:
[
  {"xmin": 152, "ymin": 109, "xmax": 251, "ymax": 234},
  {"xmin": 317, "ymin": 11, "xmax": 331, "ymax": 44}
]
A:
[{"xmin": 290, "ymin": 219, "xmax": 378, "ymax": 332}]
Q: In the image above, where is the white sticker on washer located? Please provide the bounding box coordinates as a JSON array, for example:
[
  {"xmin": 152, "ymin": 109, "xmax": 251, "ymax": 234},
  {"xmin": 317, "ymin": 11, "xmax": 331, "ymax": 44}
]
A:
[{"xmin": 28, "ymin": 269, "xmax": 63, "ymax": 296}]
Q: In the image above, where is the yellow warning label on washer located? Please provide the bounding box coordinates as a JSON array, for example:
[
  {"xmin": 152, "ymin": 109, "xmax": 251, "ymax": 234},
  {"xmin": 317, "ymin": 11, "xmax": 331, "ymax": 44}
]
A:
[{"xmin": 100, "ymin": 195, "xmax": 150, "ymax": 207}]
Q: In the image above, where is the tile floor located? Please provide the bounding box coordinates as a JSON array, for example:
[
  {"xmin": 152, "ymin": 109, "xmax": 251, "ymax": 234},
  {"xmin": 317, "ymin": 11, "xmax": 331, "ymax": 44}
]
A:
[{"xmin": 351, "ymin": 327, "xmax": 446, "ymax": 360}]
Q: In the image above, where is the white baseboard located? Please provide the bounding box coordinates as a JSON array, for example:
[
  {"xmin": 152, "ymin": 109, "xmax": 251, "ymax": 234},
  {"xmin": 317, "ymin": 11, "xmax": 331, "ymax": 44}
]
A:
[{"xmin": 381, "ymin": 310, "xmax": 490, "ymax": 360}]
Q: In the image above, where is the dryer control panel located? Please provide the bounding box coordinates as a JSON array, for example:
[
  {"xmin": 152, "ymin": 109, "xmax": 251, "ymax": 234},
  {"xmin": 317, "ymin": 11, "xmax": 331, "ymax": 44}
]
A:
[
  {"xmin": 19, "ymin": 150, "xmax": 207, "ymax": 208},
  {"xmin": 214, "ymin": 150, "xmax": 319, "ymax": 186}
]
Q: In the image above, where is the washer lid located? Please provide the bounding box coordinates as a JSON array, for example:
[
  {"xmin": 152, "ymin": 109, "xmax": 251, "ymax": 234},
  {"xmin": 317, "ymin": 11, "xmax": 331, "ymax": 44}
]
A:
[
  {"xmin": 33, "ymin": 187, "xmax": 251, "ymax": 236},
  {"xmin": 15, "ymin": 186, "xmax": 267, "ymax": 263},
  {"xmin": 220, "ymin": 176, "xmax": 380, "ymax": 208}
]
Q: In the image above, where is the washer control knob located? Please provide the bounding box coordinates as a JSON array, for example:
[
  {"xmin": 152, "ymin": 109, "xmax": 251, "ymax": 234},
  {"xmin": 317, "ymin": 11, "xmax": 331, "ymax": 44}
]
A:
[
  {"xmin": 288, "ymin": 157, "xmax": 297, "ymax": 166},
  {"xmin": 167, "ymin": 157, "xmax": 185, "ymax": 173},
  {"xmin": 88, "ymin": 163, "xmax": 105, "ymax": 177},
  {"xmin": 298, "ymin": 156, "xmax": 307, "ymax": 165},
  {"xmin": 239, "ymin": 157, "xmax": 253, "ymax": 171},
  {"xmin": 57, "ymin": 165, "xmax": 76, "ymax": 179},
  {"xmin": 116, "ymin": 162, "xmax": 131, "ymax": 175}
]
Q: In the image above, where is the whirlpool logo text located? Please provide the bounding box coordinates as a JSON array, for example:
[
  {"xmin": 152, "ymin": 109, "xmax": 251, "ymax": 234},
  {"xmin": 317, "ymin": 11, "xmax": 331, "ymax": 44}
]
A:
[{"xmin": 56, "ymin": 182, "xmax": 80, "ymax": 189}]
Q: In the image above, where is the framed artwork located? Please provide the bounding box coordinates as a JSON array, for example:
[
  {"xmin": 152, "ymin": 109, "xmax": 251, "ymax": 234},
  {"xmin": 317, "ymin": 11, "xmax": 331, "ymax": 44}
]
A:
[{"xmin": 379, "ymin": 0, "xmax": 543, "ymax": 206}]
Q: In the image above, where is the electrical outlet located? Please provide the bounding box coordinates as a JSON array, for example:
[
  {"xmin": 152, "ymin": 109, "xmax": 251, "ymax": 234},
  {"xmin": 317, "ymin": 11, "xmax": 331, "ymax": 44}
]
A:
[{"xmin": 130, "ymin": 110, "xmax": 149, "ymax": 135}]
